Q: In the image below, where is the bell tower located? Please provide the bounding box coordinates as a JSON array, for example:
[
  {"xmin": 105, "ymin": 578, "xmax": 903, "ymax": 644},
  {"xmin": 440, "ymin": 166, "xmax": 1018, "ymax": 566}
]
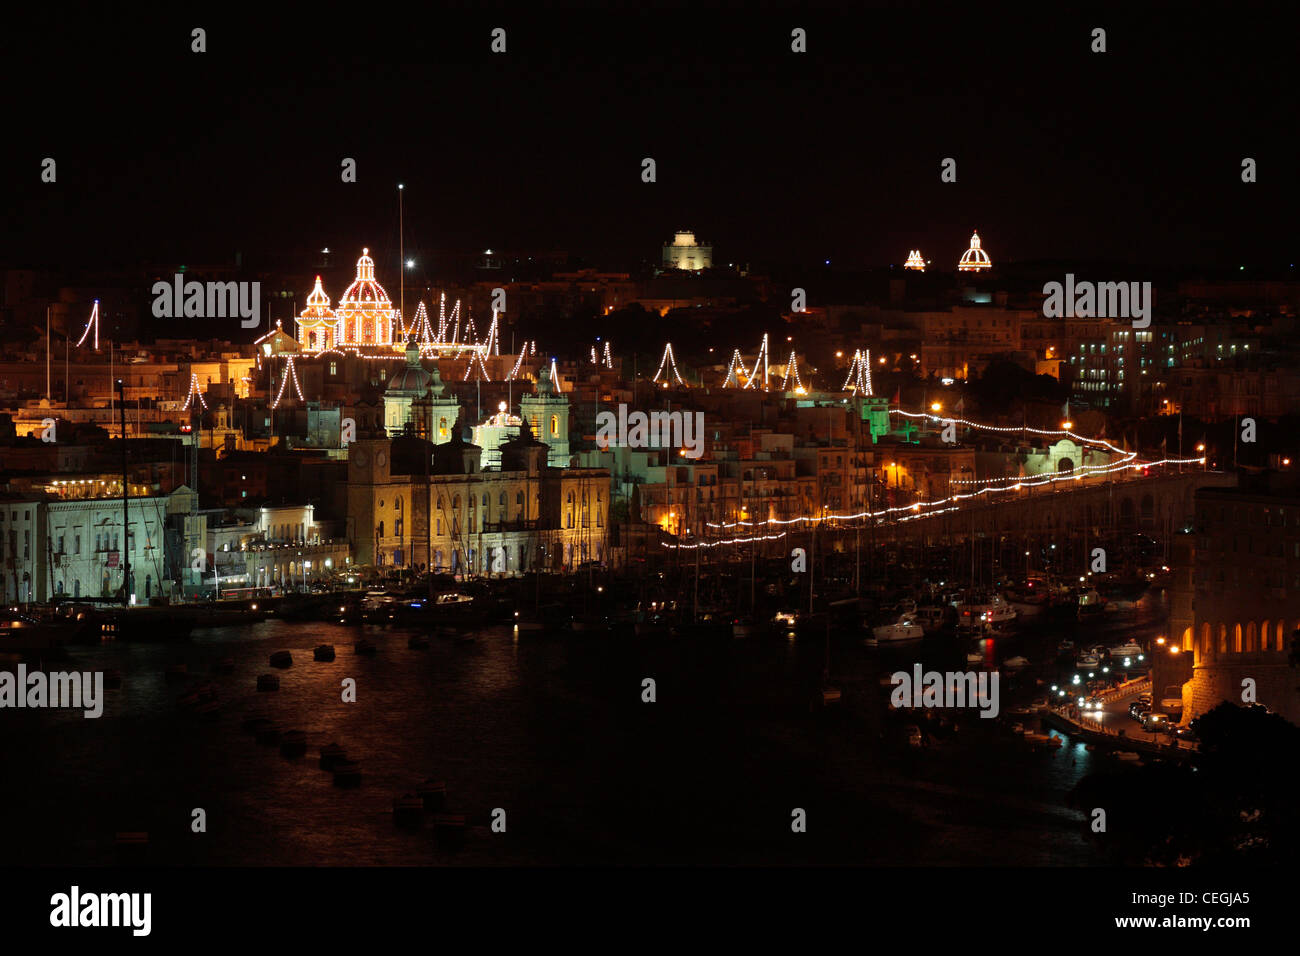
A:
[{"xmin": 520, "ymin": 362, "xmax": 570, "ymax": 467}]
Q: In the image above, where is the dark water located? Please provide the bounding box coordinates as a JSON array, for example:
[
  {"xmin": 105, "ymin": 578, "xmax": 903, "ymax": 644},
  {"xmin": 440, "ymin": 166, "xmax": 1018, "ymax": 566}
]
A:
[{"xmin": 0, "ymin": 596, "xmax": 1167, "ymax": 866}]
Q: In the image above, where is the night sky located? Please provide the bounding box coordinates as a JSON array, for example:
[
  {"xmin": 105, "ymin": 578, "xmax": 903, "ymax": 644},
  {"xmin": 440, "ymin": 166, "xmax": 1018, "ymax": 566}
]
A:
[{"xmin": 5, "ymin": 5, "xmax": 1295, "ymax": 274}]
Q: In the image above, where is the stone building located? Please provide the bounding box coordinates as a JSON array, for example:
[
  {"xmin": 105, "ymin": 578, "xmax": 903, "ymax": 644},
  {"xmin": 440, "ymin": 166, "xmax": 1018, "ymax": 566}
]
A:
[{"xmin": 1181, "ymin": 480, "xmax": 1300, "ymax": 726}]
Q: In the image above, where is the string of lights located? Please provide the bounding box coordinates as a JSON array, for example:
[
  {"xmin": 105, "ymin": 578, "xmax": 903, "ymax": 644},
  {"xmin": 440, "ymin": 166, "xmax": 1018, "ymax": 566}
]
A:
[{"xmin": 653, "ymin": 342, "xmax": 686, "ymax": 386}]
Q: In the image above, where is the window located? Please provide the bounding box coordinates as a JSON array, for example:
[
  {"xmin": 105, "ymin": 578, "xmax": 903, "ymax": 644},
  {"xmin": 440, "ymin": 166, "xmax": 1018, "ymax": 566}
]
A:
[
  {"xmin": 550, "ymin": 415, "xmax": 559, "ymax": 437},
  {"xmin": 74, "ymin": 534, "xmax": 81, "ymax": 555}
]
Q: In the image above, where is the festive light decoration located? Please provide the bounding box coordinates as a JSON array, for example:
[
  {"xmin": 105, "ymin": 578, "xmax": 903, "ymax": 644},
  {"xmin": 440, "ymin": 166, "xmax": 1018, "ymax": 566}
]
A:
[
  {"xmin": 181, "ymin": 372, "xmax": 208, "ymax": 411},
  {"xmin": 271, "ymin": 355, "xmax": 305, "ymax": 409},
  {"xmin": 743, "ymin": 334, "xmax": 770, "ymax": 390},
  {"xmin": 296, "ymin": 276, "xmax": 336, "ymax": 352},
  {"xmin": 601, "ymin": 340, "xmax": 613, "ymax": 369},
  {"xmin": 780, "ymin": 350, "xmax": 805, "ymax": 392},
  {"xmin": 464, "ymin": 346, "xmax": 492, "ymax": 382},
  {"xmin": 335, "ymin": 249, "xmax": 397, "ymax": 346},
  {"xmin": 721, "ymin": 349, "xmax": 746, "ymax": 388},
  {"xmin": 550, "ymin": 357, "xmax": 562, "ymax": 391},
  {"xmin": 957, "ymin": 231, "xmax": 992, "ymax": 272},
  {"xmin": 700, "ymin": 408, "xmax": 1206, "ymax": 541},
  {"xmin": 653, "ymin": 342, "xmax": 686, "ymax": 386},
  {"xmin": 76, "ymin": 300, "xmax": 100, "ymax": 349},
  {"xmin": 410, "ymin": 301, "xmax": 436, "ymax": 346},
  {"xmin": 841, "ymin": 349, "xmax": 873, "ymax": 394},
  {"xmin": 507, "ymin": 340, "xmax": 534, "ymax": 381},
  {"xmin": 661, "ymin": 531, "xmax": 788, "ymax": 550},
  {"xmin": 904, "ymin": 250, "xmax": 926, "ymax": 271}
]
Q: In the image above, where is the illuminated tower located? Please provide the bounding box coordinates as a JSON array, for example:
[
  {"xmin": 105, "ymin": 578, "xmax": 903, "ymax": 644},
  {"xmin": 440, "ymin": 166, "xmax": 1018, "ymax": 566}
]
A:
[
  {"xmin": 957, "ymin": 231, "xmax": 992, "ymax": 272},
  {"xmin": 296, "ymin": 276, "xmax": 336, "ymax": 351},
  {"xmin": 519, "ymin": 362, "xmax": 571, "ymax": 467}
]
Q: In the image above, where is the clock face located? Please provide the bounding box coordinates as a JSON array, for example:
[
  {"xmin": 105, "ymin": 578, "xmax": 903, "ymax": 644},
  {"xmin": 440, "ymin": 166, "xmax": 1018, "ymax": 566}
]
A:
[{"xmin": 353, "ymin": 450, "xmax": 368, "ymax": 468}]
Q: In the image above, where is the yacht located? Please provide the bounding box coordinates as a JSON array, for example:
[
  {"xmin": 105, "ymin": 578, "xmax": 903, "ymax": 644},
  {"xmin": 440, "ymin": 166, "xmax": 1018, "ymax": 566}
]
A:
[
  {"xmin": 1108, "ymin": 641, "xmax": 1143, "ymax": 659},
  {"xmin": 913, "ymin": 605, "xmax": 949, "ymax": 634},
  {"xmin": 870, "ymin": 617, "xmax": 925, "ymax": 643},
  {"xmin": 953, "ymin": 591, "xmax": 1017, "ymax": 631}
]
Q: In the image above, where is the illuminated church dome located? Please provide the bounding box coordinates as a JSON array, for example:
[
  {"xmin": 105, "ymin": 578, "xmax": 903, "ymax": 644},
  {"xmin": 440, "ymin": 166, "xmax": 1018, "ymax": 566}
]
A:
[
  {"xmin": 904, "ymin": 250, "xmax": 926, "ymax": 271},
  {"xmin": 296, "ymin": 276, "xmax": 336, "ymax": 351},
  {"xmin": 336, "ymin": 248, "xmax": 396, "ymax": 347},
  {"xmin": 957, "ymin": 231, "xmax": 992, "ymax": 272}
]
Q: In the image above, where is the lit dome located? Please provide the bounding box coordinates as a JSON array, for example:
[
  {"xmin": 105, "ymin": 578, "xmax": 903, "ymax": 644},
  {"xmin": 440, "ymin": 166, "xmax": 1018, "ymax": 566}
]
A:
[
  {"xmin": 904, "ymin": 250, "xmax": 925, "ymax": 271},
  {"xmin": 957, "ymin": 231, "xmax": 992, "ymax": 272},
  {"xmin": 336, "ymin": 248, "xmax": 397, "ymax": 347},
  {"xmin": 386, "ymin": 339, "xmax": 432, "ymax": 395}
]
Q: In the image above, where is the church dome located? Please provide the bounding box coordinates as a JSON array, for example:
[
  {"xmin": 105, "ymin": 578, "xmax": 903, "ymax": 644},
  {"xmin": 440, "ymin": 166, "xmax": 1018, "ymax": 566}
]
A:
[
  {"xmin": 337, "ymin": 248, "xmax": 397, "ymax": 346},
  {"xmin": 386, "ymin": 340, "xmax": 432, "ymax": 395},
  {"xmin": 957, "ymin": 231, "xmax": 992, "ymax": 272}
]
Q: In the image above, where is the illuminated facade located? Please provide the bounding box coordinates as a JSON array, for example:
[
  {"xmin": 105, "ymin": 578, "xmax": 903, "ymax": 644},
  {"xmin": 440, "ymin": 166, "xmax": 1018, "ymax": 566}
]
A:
[
  {"xmin": 296, "ymin": 276, "xmax": 337, "ymax": 351},
  {"xmin": 904, "ymin": 250, "xmax": 926, "ymax": 271},
  {"xmin": 294, "ymin": 249, "xmax": 397, "ymax": 353},
  {"xmin": 957, "ymin": 231, "xmax": 992, "ymax": 272},
  {"xmin": 662, "ymin": 230, "xmax": 712, "ymax": 271}
]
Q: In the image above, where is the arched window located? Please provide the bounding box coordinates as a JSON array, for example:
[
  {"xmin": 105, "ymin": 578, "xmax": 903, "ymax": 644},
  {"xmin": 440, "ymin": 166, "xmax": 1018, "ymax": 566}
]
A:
[
  {"xmin": 1246, "ymin": 621, "xmax": 1256, "ymax": 652},
  {"xmin": 550, "ymin": 414, "xmax": 559, "ymax": 437},
  {"xmin": 1233, "ymin": 623, "xmax": 1242, "ymax": 653},
  {"xmin": 1261, "ymin": 621, "xmax": 1271, "ymax": 652},
  {"xmin": 1219, "ymin": 625, "xmax": 1227, "ymax": 654}
]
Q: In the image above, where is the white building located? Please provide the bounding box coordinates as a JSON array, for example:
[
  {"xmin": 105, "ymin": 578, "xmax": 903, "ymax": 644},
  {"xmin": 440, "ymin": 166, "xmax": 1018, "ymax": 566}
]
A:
[{"xmin": 662, "ymin": 230, "xmax": 713, "ymax": 271}]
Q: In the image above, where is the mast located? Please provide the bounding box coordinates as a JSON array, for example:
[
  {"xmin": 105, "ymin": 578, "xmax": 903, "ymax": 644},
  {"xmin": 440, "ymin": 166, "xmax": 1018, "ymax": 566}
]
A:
[{"xmin": 118, "ymin": 378, "xmax": 130, "ymax": 608}]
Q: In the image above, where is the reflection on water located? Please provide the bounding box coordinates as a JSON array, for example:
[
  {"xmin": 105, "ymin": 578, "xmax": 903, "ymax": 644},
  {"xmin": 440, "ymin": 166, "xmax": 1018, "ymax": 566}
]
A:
[{"xmin": 0, "ymin": 600, "xmax": 1169, "ymax": 865}]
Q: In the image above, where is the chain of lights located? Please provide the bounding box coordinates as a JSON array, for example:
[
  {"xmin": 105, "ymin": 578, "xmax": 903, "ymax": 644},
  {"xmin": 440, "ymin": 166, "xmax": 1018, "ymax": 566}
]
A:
[
  {"xmin": 653, "ymin": 342, "xmax": 686, "ymax": 386},
  {"xmin": 464, "ymin": 347, "xmax": 492, "ymax": 382},
  {"xmin": 842, "ymin": 349, "xmax": 873, "ymax": 394},
  {"xmin": 271, "ymin": 355, "xmax": 304, "ymax": 409},
  {"xmin": 780, "ymin": 350, "xmax": 805, "ymax": 392},
  {"xmin": 507, "ymin": 341, "xmax": 532, "ymax": 381},
  {"xmin": 957, "ymin": 231, "xmax": 992, "ymax": 272},
  {"xmin": 550, "ymin": 357, "xmax": 562, "ymax": 391},
  {"xmin": 76, "ymin": 300, "xmax": 100, "ymax": 349},
  {"xmin": 334, "ymin": 249, "xmax": 396, "ymax": 347},
  {"xmin": 411, "ymin": 301, "xmax": 436, "ymax": 345},
  {"xmin": 590, "ymin": 345, "xmax": 599, "ymax": 364},
  {"xmin": 721, "ymin": 349, "xmax": 746, "ymax": 388},
  {"xmin": 903, "ymin": 250, "xmax": 925, "ymax": 271},
  {"xmin": 483, "ymin": 310, "xmax": 500, "ymax": 357},
  {"xmin": 181, "ymin": 372, "xmax": 208, "ymax": 411},
  {"xmin": 743, "ymin": 333, "xmax": 770, "ymax": 390},
  {"xmin": 661, "ymin": 531, "xmax": 788, "ymax": 550},
  {"xmin": 602, "ymin": 340, "xmax": 613, "ymax": 369}
]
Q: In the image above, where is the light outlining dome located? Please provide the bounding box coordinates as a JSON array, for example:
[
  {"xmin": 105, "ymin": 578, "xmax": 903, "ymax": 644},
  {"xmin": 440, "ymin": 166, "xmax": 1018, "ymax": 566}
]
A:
[
  {"xmin": 904, "ymin": 250, "xmax": 925, "ymax": 271},
  {"xmin": 295, "ymin": 275, "xmax": 337, "ymax": 351},
  {"xmin": 336, "ymin": 247, "xmax": 397, "ymax": 347},
  {"xmin": 958, "ymin": 231, "xmax": 992, "ymax": 272}
]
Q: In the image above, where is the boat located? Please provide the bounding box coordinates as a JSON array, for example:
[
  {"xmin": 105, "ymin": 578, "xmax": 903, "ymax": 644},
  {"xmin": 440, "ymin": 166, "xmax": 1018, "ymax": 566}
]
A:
[
  {"xmin": 1007, "ymin": 577, "xmax": 1051, "ymax": 618},
  {"xmin": 1077, "ymin": 588, "xmax": 1105, "ymax": 619},
  {"xmin": 912, "ymin": 605, "xmax": 950, "ymax": 634},
  {"xmin": 1108, "ymin": 641, "xmax": 1143, "ymax": 659},
  {"xmin": 279, "ymin": 730, "xmax": 308, "ymax": 757},
  {"xmin": 1115, "ymin": 751, "xmax": 1142, "ymax": 762},
  {"xmin": 954, "ymin": 591, "xmax": 1017, "ymax": 631},
  {"xmin": 1002, "ymin": 655, "xmax": 1030, "ymax": 669},
  {"xmin": 256, "ymin": 673, "xmax": 280, "ymax": 691},
  {"xmin": 965, "ymin": 651, "xmax": 984, "ymax": 665},
  {"xmin": 871, "ymin": 617, "xmax": 925, "ymax": 643},
  {"xmin": 269, "ymin": 650, "xmax": 293, "ymax": 668},
  {"xmin": 1076, "ymin": 653, "xmax": 1101, "ymax": 670},
  {"xmin": 313, "ymin": 644, "xmax": 335, "ymax": 662}
]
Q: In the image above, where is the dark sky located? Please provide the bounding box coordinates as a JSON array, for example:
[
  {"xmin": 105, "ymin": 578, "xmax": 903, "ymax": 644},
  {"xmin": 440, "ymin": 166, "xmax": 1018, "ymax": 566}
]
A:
[{"xmin": 5, "ymin": 4, "xmax": 1296, "ymax": 275}]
